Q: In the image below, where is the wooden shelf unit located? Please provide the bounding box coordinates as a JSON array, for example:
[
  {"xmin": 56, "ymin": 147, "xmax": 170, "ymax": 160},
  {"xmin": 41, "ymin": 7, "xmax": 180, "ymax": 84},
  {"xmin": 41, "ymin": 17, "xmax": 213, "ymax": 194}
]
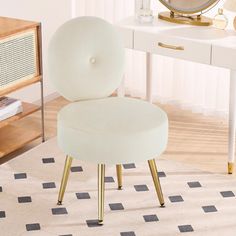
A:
[
  {"xmin": 0, "ymin": 16, "xmax": 45, "ymax": 158},
  {"xmin": 0, "ymin": 76, "xmax": 41, "ymax": 97},
  {"xmin": 0, "ymin": 124, "xmax": 42, "ymax": 158},
  {"xmin": 0, "ymin": 102, "xmax": 40, "ymax": 129}
]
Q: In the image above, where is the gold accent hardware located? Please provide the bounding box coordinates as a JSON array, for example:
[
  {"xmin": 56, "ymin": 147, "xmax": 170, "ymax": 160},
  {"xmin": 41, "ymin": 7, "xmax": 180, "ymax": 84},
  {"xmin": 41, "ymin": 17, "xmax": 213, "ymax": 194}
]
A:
[
  {"xmin": 228, "ymin": 162, "xmax": 234, "ymax": 174},
  {"xmin": 158, "ymin": 42, "xmax": 184, "ymax": 51},
  {"xmin": 57, "ymin": 155, "xmax": 73, "ymax": 205},
  {"xmin": 158, "ymin": 0, "xmax": 219, "ymax": 15},
  {"xmin": 116, "ymin": 164, "xmax": 122, "ymax": 190},
  {"xmin": 98, "ymin": 164, "xmax": 105, "ymax": 225},
  {"xmin": 158, "ymin": 11, "xmax": 213, "ymax": 26},
  {"xmin": 148, "ymin": 159, "xmax": 165, "ymax": 206}
]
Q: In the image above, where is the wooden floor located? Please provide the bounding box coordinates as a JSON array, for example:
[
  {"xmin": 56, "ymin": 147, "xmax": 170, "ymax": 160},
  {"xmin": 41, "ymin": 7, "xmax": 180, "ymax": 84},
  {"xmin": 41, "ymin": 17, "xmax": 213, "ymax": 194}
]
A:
[{"xmin": 0, "ymin": 96, "xmax": 234, "ymax": 176}]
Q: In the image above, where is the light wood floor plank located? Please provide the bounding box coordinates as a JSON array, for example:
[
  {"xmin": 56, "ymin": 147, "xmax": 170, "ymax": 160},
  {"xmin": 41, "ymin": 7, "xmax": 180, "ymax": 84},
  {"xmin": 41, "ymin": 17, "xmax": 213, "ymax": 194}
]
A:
[{"xmin": 0, "ymin": 96, "xmax": 234, "ymax": 176}]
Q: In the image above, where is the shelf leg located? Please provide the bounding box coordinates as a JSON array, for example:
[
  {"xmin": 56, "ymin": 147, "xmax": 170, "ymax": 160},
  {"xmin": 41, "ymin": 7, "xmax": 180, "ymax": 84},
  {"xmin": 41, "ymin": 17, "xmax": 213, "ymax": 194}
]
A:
[
  {"xmin": 40, "ymin": 79, "xmax": 45, "ymax": 143},
  {"xmin": 228, "ymin": 69, "xmax": 236, "ymax": 174},
  {"xmin": 38, "ymin": 24, "xmax": 45, "ymax": 143}
]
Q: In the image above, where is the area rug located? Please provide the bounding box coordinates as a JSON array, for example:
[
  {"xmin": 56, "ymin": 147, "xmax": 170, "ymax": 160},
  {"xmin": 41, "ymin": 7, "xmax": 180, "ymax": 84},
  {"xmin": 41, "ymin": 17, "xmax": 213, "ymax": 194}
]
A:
[{"xmin": 1, "ymin": 138, "xmax": 236, "ymax": 236}]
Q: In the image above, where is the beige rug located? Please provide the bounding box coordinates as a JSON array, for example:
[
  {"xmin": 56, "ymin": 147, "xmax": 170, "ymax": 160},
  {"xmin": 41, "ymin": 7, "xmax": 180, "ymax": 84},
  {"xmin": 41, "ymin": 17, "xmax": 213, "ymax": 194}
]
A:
[{"xmin": 1, "ymin": 138, "xmax": 236, "ymax": 236}]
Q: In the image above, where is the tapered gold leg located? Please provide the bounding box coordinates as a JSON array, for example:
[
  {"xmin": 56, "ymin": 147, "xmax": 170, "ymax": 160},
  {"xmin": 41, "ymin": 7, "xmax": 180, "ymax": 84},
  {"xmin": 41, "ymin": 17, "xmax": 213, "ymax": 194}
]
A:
[
  {"xmin": 116, "ymin": 164, "xmax": 122, "ymax": 190},
  {"xmin": 98, "ymin": 164, "xmax": 105, "ymax": 225},
  {"xmin": 148, "ymin": 159, "xmax": 165, "ymax": 207},
  {"xmin": 57, "ymin": 155, "xmax": 73, "ymax": 205}
]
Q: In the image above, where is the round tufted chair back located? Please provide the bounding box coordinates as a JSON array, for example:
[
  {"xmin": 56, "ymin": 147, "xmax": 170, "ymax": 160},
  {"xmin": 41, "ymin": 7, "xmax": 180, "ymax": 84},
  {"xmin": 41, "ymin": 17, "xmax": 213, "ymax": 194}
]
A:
[{"xmin": 48, "ymin": 16, "xmax": 125, "ymax": 101}]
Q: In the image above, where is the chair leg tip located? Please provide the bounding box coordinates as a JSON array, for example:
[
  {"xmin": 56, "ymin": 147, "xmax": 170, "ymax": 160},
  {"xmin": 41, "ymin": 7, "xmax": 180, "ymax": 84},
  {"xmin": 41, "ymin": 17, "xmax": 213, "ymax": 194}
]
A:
[
  {"xmin": 57, "ymin": 201, "xmax": 62, "ymax": 205},
  {"xmin": 118, "ymin": 186, "xmax": 122, "ymax": 190},
  {"xmin": 160, "ymin": 203, "xmax": 165, "ymax": 207},
  {"xmin": 98, "ymin": 220, "xmax": 103, "ymax": 225}
]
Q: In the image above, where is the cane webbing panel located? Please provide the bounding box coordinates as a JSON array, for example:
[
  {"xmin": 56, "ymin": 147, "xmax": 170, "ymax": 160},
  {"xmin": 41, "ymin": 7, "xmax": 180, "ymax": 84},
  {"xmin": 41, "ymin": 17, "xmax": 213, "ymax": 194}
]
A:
[{"xmin": 0, "ymin": 30, "xmax": 37, "ymax": 89}]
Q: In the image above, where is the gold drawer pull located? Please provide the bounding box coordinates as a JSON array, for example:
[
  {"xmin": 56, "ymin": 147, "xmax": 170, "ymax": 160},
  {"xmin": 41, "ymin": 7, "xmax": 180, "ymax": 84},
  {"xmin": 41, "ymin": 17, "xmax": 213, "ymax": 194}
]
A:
[{"xmin": 158, "ymin": 42, "xmax": 184, "ymax": 51}]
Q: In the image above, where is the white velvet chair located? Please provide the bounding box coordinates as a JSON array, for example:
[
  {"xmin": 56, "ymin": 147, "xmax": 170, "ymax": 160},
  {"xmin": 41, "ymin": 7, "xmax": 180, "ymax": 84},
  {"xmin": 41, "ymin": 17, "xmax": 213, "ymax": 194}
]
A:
[{"xmin": 48, "ymin": 16, "xmax": 168, "ymax": 225}]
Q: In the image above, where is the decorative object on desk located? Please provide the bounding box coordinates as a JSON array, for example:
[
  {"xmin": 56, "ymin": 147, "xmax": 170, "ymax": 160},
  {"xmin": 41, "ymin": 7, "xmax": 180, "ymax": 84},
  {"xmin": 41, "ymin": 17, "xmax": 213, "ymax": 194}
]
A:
[
  {"xmin": 0, "ymin": 97, "xmax": 23, "ymax": 121},
  {"xmin": 213, "ymin": 8, "xmax": 228, "ymax": 29},
  {"xmin": 158, "ymin": 0, "xmax": 219, "ymax": 26},
  {"xmin": 135, "ymin": 0, "xmax": 154, "ymax": 23},
  {"xmin": 224, "ymin": 0, "xmax": 236, "ymax": 30}
]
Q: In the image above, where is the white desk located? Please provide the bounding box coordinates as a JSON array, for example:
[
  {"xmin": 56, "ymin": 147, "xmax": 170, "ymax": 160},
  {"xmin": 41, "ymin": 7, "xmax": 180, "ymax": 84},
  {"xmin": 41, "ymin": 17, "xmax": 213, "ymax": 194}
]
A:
[{"xmin": 118, "ymin": 16, "xmax": 236, "ymax": 174}]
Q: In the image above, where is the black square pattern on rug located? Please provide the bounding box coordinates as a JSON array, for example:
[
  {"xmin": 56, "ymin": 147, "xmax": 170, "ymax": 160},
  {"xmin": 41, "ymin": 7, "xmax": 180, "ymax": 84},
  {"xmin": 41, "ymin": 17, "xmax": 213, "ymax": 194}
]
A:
[
  {"xmin": 158, "ymin": 171, "xmax": 166, "ymax": 178},
  {"xmin": 70, "ymin": 166, "xmax": 83, "ymax": 172},
  {"xmin": 42, "ymin": 182, "xmax": 56, "ymax": 189},
  {"xmin": 143, "ymin": 214, "xmax": 159, "ymax": 222},
  {"xmin": 76, "ymin": 192, "xmax": 90, "ymax": 200},
  {"xmin": 178, "ymin": 225, "xmax": 194, "ymax": 233},
  {"xmin": 0, "ymin": 186, "xmax": 2, "ymax": 192},
  {"xmin": 123, "ymin": 163, "xmax": 136, "ymax": 169},
  {"xmin": 169, "ymin": 195, "xmax": 184, "ymax": 203},
  {"xmin": 105, "ymin": 176, "xmax": 115, "ymax": 183},
  {"xmin": 0, "ymin": 211, "xmax": 6, "ymax": 218},
  {"xmin": 202, "ymin": 205, "xmax": 217, "ymax": 213},
  {"xmin": 86, "ymin": 219, "xmax": 103, "ymax": 227},
  {"xmin": 120, "ymin": 232, "xmax": 136, "ymax": 236},
  {"xmin": 220, "ymin": 191, "xmax": 235, "ymax": 198},
  {"xmin": 52, "ymin": 207, "xmax": 68, "ymax": 215},
  {"xmin": 18, "ymin": 196, "xmax": 32, "ymax": 203},
  {"xmin": 14, "ymin": 173, "xmax": 27, "ymax": 179},
  {"xmin": 26, "ymin": 223, "xmax": 41, "ymax": 231},
  {"xmin": 187, "ymin": 181, "xmax": 202, "ymax": 188},
  {"xmin": 134, "ymin": 184, "xmax": 149, "ymax": 192},
  {"xmin": 109, "ymin": 203, "xmax": 124, "ymax": 211},
  {"xmin": 42, "ymin": 157, "xmax": 55, "ymax": 164}
]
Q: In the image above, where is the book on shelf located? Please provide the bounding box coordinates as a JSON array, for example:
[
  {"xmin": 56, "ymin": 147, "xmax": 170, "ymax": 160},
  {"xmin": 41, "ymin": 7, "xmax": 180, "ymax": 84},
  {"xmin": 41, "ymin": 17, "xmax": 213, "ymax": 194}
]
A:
[{"xmin": 0, "ymin": 97, "xmax": 23, "ymax": 122}]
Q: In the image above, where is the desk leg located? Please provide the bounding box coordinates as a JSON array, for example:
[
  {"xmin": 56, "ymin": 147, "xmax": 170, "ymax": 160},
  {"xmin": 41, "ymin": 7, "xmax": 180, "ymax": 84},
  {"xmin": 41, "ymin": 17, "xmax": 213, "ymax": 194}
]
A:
[
  {"xmin": 116, "ymin": 76, "xmax": 125, "ymax": 190},
  {"xmin": 117, "ymin": 75, "xmax": 125, "ymax": 97},
  {"xmin": 146, "ymin": 52, "xmax": 152, "ymax": 103},
  {"xmin": 228, "ymin": 69, "xmax": 236, "ymax": 174}
]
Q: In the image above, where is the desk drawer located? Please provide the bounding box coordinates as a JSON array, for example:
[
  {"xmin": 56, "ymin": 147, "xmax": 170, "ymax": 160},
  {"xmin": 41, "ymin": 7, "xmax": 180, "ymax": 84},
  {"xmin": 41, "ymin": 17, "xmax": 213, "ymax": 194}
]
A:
[
  {"xmin": 134, "ymin": 31, "xmax": 211, "ymax": 64},
  {"xmin": 212, "ymin": 44, "xmax": 236, "ymax": 70}
]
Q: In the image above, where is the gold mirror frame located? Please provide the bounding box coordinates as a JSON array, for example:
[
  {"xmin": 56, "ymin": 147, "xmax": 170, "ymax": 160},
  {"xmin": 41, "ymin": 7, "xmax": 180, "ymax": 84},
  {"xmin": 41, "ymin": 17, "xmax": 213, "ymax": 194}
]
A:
[{"xmin": 158, "ymin": 0, "xmax": 220, "ymax": 26}]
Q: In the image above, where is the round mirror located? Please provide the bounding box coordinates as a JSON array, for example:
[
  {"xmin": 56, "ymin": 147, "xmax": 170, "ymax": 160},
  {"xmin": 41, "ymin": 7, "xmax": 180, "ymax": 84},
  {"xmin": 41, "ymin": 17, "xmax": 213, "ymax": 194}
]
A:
[
  {"xmin": 159, "ymin": 0, "xmax": 219, "ymax": 14},
  {"xmin": 158, "ymin": 0, "xmax": 219, "ymax": 26}
]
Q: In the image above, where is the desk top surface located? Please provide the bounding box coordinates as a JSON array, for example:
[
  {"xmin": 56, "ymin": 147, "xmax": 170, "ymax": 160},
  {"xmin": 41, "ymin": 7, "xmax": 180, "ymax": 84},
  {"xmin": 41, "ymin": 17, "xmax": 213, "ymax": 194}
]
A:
[{"xmin": 118, "ymin": 16, "xmax": 236, "ymax": 49}]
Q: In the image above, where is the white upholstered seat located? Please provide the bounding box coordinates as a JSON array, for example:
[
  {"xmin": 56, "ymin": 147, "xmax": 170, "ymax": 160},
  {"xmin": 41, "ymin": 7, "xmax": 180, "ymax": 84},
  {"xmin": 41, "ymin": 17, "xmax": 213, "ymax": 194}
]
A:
[
  {"xmin": 58, "ymin": 97, "xmax": 168, "ymax": 164},
  {"xmin": 48, "ymin": 16, "xmax": 168, "ymax": 225}
]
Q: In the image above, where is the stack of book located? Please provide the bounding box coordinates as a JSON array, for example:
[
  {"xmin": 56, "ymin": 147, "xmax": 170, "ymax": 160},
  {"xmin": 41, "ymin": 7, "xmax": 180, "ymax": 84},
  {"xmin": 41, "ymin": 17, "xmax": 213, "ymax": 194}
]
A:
[{"xmin": 0, "ymin": 97, "xmax": 23, "ymax": 122}]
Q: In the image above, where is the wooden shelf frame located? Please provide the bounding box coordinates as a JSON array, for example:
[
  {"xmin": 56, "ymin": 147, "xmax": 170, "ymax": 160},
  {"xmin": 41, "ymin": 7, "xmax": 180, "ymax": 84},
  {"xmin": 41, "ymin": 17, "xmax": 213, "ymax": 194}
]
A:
[
  {"xmin": 0, "ymin": 124, "xmax": 41, "ymax": 158},
  {"xmin": 0, "ymin": 76, "xmax": 41, "ymax": 97},
  {"xmin": 0, "ymin": 16, "xmax": 45, "ymax": 158}
]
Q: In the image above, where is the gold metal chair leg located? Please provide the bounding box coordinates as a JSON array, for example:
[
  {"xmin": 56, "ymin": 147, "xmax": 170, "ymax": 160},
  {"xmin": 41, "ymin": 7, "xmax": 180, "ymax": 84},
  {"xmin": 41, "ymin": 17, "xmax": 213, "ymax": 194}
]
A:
[
  {"xmin": 57, "ymin": 155, "xmax": 73, "ymax": 205},
  {"xmin": 98, "ymin": 164, "xmax": 105, "ymax": 225},
  {"xmin": 148, "ymin": 159, "xmax": 165, "ymax": 207},
  {"xmin": 116, "ymin": 164, "xmax": 122, "ymax": 190}
]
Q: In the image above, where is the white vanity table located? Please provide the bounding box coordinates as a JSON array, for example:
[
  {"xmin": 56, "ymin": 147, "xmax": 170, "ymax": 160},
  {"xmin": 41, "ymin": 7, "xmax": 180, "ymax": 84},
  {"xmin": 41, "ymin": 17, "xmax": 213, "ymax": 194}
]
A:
[{"xmin": 118, "ymin": 16, "xmax": 236, "ymax": 174}]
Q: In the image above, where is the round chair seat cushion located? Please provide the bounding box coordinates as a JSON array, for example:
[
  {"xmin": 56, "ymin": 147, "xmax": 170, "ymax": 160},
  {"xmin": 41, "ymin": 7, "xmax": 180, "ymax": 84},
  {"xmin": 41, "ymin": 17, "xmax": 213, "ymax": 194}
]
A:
[{"xmin": 58, "ymin": 97, "xmax": 168, "ymax": 164}]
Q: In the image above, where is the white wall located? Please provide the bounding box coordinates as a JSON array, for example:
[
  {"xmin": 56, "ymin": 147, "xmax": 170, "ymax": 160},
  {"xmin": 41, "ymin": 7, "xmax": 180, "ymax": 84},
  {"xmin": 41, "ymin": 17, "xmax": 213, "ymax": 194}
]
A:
[
  {"xmin": 0, "ymin": 0, "xmax": 234, "ymax": 116},
  {"xmin": 0, "ymin": 0, "xmax": 71, "ymax": 102}
]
